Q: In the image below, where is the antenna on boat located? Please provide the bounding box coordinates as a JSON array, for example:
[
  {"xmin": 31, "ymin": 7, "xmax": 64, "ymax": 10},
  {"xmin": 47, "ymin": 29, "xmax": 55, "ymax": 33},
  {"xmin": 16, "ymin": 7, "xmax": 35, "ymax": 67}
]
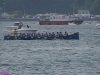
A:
[
  {"xmin": 3, "ymin": 3, "xmax": 5, "ymax": 13},
  {"xmin": 55, "ymin": 5, "xmax": 56, "ymax": 13},
  {"xmin": 23, "ymin": 5, "xmax": 26, "ymax": 18}
]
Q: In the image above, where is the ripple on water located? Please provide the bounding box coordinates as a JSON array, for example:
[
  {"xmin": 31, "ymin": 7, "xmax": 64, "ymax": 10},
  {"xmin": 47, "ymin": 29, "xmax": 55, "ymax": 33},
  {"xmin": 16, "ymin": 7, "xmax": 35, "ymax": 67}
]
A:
[{"xmin": 0, "ymin": 21, "xmax": 100, "ymax": 75}]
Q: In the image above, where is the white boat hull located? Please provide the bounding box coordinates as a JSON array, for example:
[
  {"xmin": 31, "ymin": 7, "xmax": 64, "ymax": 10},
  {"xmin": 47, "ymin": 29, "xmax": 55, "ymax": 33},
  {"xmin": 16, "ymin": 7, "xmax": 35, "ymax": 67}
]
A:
[
  {"xmin": 8, "ymin": 27, "xmax": 37, "ymax": 34},
  {"xmin": 6, "ymin": 26, "xmax": 18, "ymax": 30},
  {"xmin": 68, "ymin": 23, "xmax": 76, "ymax": 25},
  {"xmin": 6, "ymin": 22, "xmax": 37, "ymax": 34},
  {"xmin": 17, "ymin": 29, "xmax": 37, "ymax": 33},
  {"xmin": 96, "ymin": 23, "xmax": 100, "ymax": 29}
]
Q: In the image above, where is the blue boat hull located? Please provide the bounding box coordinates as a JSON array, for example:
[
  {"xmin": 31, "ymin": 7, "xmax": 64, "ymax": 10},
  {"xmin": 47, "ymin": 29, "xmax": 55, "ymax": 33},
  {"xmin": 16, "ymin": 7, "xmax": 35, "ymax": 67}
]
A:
[{"xmin": 4, "ymin": 32, "xmax": 79, "ymax": 40}]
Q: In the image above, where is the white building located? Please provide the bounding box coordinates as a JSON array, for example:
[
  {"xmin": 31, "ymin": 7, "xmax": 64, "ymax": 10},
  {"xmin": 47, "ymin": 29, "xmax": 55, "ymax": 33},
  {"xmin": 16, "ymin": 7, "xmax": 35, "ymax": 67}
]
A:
[
  {"xmin": 74, "ymin": 10, "xmax": 91, "ymax": 18},
  {"xmin": 1, "ymin": 13, "xmax": 10, "ymax": 18}
]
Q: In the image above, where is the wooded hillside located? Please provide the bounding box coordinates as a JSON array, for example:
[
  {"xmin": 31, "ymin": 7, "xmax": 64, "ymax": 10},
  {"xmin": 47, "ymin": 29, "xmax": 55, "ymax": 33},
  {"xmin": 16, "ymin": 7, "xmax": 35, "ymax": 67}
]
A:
[{"xmin": 0, "ymin": 0, "xmax": 100, "ymax": 15}]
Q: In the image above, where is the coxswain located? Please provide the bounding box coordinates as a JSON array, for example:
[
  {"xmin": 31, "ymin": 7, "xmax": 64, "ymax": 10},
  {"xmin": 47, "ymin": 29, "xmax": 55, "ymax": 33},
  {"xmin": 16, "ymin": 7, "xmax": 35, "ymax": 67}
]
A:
[{"xmin": 14, "ymin": 29, "xmax": 17, "ymax": 36}]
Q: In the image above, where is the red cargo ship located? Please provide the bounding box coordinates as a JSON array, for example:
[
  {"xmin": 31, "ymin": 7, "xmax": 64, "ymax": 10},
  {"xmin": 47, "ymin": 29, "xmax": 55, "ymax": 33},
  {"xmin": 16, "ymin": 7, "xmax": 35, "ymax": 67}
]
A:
[{"xmin": 39, "ymin": 14, "xmax": 83, "ymax": 25}]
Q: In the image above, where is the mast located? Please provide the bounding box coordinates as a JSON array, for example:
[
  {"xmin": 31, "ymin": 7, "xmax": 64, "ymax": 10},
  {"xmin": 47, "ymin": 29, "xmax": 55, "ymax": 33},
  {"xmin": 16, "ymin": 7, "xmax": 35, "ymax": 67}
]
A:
[
  {"xmin": 73, "ymin": 3, "xmax": 74, "ymax": 15},
  {"xmin": 55, "ymin": 5, "xmax": 56, "ymax": 13},
  {"xmin": 3, "ymin": 3, "xmax": 5, "ymax": 13}
]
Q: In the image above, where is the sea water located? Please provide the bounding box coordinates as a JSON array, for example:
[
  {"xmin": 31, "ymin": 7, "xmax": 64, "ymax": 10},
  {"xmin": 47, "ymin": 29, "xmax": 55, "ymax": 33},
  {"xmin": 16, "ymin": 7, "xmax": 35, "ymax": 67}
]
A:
[{"xmin": 0, "ymin": 21, "xmax": 100, "ymax": 75}]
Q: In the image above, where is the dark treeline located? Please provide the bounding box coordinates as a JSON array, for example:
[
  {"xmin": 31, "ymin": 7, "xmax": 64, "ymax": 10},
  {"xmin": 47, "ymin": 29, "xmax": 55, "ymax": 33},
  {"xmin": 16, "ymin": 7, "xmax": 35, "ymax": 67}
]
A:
[{"xmin": 0, "ymin": 0, "xmax": 100, "ymax": 15}]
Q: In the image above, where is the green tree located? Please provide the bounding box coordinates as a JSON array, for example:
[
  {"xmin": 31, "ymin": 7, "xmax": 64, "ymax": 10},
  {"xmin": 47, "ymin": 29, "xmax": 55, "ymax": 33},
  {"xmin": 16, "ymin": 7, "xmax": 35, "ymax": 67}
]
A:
[
  {"xmin": 90, "ymin": 0, "xmax": 100, "ymax": 14},
  {"xmin": 0, "ymin": 0, "xmax": 100, "ymax": 15}
]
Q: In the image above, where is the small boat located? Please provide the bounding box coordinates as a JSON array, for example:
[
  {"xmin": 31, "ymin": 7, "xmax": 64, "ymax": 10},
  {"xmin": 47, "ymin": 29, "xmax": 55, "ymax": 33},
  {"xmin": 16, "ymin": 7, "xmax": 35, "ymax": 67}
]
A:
[
  {"xmin": 39, "ymin": 13, "xmax": 83, "ymax": 25},
  {"xmin": 10, "ymin": 26, "xmax": 37, "ymax": 33},
  {"xmin": 85, "ymin": 22, "xmax": 92, "ymax": 25},
  {"xmin": 6, "ymin": 22, "xmax": 23, "ymax": 30},
  {"xmin": 4, "ymin": 32, "xmax": 79, "ymax": 40},
  {"xmin": 96, "ymin": 23, "xmax": 100, "ymax": 29},
  {"xmin": 6, "ymin": 22, "xmax": 37, "ymax": 33},
  {"xmin": 68, "ymin": 22, "xmax": 76, "ymax": 25}
]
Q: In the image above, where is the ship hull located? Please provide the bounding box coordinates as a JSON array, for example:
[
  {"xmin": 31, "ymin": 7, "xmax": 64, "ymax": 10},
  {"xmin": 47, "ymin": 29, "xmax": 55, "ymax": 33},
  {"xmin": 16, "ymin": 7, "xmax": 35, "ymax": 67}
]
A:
[{"xmin": 39, "ymin": 20, "xmax": 83, "ymax": 25}]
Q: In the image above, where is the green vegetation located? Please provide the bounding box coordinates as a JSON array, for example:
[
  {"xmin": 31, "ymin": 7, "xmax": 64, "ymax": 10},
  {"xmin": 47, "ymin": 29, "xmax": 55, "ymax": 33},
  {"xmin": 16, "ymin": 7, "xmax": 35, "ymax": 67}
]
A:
[{"xmin": 0, "ymin": 0, "xmax": 100, "ymax": 15}]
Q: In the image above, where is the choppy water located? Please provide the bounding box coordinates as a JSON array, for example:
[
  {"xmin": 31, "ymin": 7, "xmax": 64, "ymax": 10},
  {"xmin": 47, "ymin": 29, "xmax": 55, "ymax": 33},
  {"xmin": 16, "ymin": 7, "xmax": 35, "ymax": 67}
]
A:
[{"xmin": 0, "ymin": 21, "xmax": 100, "ymax": 75}]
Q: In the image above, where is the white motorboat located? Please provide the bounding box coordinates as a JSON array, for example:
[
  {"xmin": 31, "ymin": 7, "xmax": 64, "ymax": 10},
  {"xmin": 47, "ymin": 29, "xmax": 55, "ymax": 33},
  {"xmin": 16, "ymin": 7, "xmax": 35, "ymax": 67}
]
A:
[
  {"xmin": 6, "ymin": 22, "xmax": 23, "ymax": 30},
  {"xmin": 85, "ymin": 22, "xmax": 92, "ymax": 25},
  {"xmin": 6, "ymin": 22, "xmax": 37, "ymax": 33},
  {"xmin": 96, "ymin": 23, "xmax": 100, "ymax": 29},
  {"xmin": 14, "ymin": 27, "xmax": 37, "ymax": 33},
  {"xmin": 68, "ymin": 22, "xmax": 76, "ymax": 25}
]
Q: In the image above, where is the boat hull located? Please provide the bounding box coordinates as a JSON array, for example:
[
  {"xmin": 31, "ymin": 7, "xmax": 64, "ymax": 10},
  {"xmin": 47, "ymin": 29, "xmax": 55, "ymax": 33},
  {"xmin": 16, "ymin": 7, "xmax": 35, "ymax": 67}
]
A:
[
  {"xmin": 39, "ymin": 21, "xmax": 83, "ymax": 25},
  {"xmin": 6, "ymin": 26, "xmax": 18, "ymax": 30},
  {"xmin": 16, "ymin": 30, "xmax": 37, "ymax": 33},
  {"xmin": 4, "ymin": 32, "xmax": 79, "ymax": 40}
]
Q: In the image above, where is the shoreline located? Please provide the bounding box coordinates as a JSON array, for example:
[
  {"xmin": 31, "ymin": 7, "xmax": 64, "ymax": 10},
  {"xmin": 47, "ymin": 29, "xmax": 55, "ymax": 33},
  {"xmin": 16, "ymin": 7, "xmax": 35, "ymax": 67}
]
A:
[
  {"xmin": 0, "ymin": 18, "xmax": 100, "ymax": 21},
  {"xmin": 0, "ymin": 18, "xmax": 39, "ymax": 21}
]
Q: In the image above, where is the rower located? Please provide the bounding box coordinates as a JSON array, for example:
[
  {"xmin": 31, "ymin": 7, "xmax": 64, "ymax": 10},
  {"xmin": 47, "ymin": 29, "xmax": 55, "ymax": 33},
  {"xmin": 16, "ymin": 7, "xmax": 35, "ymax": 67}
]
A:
[
  {"xmin": 56, "ymin": 32, "xmax": 59, "ymax": 38},
  {"xmin": 37, "ymin": 32, "xmax": 41, "ymax": 39},
  {"xmin": 59, "ymin": 32, "xmax": 63, "ymax": 39},
  {"xmin": 41, "ymin": 33, "xmax": 44, "ymax": 38},
  {"xmin": 45, "ymin": 32, "xmax": 48, "ymax": 37},
  {"xmin": 51, "ymin": 32, "xmax": 55, "ymax": 38},
  {"xmin": 64, "ymin": 31, "xmax": 68, "ymax": 36}
]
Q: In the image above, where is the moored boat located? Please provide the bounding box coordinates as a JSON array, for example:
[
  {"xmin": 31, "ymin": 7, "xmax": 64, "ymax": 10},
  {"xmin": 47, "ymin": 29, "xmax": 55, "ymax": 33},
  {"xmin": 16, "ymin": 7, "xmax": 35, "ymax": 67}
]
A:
[{"xmin": 39, "ymin": 14, "xmax": 83, "ymax": 25}]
